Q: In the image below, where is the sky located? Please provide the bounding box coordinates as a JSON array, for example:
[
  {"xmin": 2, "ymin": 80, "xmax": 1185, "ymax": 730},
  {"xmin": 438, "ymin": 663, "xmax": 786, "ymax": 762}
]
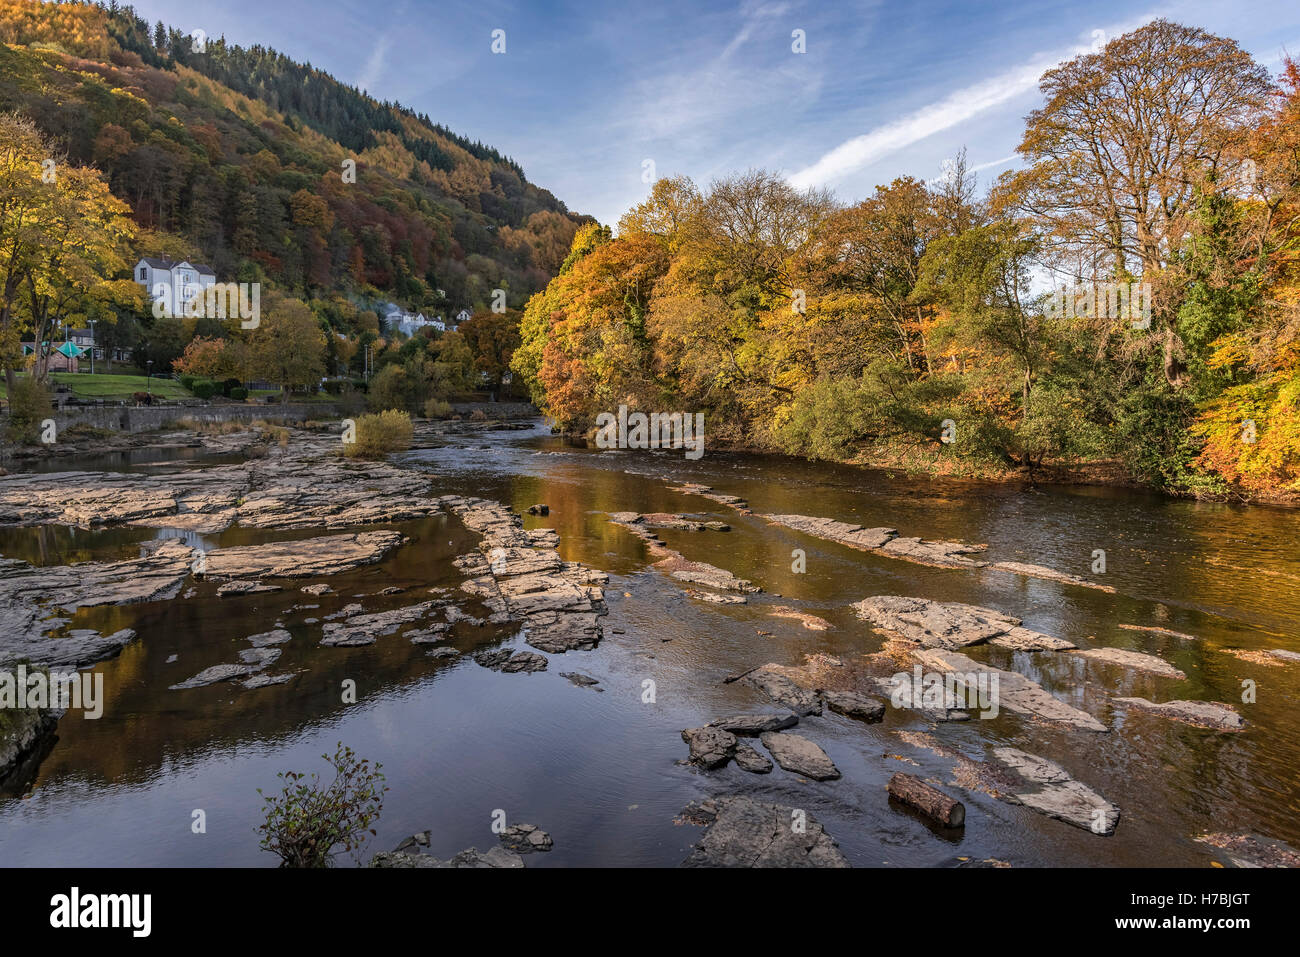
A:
[{"xmin": 126, "ymin": 0, "xmax": 1300, "ymax": 227}]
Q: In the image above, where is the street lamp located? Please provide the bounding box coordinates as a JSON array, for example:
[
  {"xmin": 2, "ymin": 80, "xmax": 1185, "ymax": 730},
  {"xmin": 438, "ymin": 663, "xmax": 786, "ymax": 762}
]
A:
[
  {"xmin": 87, "ymin": 319, "xmax": 96, "ymax": 375},
  {"xmin": 146, "ymin": 359, "xmax": 153, "ymax": 402}
]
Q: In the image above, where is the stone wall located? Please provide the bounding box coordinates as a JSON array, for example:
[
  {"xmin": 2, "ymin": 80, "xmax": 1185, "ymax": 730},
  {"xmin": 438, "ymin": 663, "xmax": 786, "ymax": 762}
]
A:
[{"xmin": 49, "ymin": 402, "xmax": 341, "ymax": 433}]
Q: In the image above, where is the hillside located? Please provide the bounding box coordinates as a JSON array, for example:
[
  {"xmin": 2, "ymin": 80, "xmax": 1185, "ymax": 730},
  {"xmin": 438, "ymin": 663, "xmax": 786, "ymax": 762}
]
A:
[{"xmin": 0, "ymin": 0, "xmax": 586, "ymax": 321}]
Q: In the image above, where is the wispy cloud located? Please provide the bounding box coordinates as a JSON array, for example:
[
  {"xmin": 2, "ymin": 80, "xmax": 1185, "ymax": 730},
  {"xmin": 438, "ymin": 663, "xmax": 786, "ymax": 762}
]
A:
[
  {"xmin": 356, "ymin": 33, "xmax": 391, "ymax": 94},
  {"xmin": 788, "ymin": 16, "xmax": 1156, "ymax": 190}
]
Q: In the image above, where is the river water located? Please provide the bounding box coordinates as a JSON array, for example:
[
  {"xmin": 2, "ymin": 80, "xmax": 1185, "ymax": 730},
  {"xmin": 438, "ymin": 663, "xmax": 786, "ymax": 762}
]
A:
[{"xmin": 1, "ymin": 421, "xmax": 1297, "ymax": 867}]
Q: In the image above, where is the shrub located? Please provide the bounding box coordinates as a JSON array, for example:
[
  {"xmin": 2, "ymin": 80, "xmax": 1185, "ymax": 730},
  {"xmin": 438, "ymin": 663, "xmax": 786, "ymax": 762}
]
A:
[
  {"xmin": 344, "ymin": 409, "xmax": 413, "ymax": 459},
  {"xmin": 4, "ymin": 377, "xmax": 53, "ymax": 444},
  {"xmin": 192, "ymin": 380, "xmax": 216, "ymax": 399},
  {"xmin": 221, "ymin": 378, "xmax": 241, "ymax": 397},
  {"xmin": 178, "ymin": 374, "xmax": 196, "ymax": 391},
  {"xmin": 469, "ymin": 408, "xmax": 488, "ymax": 421},
  {"xmin": 229, "ymin": 387, "xmax": 249, "ymax": 400},
  {"xmin": 423, "ymin": 397, "xmax": 452, "ymax": 419},
  {"xmin": 256, "ymin": 743, "xmax": 387, "ymax": 868}
]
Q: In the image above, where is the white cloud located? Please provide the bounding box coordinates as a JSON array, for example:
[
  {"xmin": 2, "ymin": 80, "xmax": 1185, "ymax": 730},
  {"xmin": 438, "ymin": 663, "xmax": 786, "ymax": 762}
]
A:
[{"xmin": 787, "ymin": 16, "xmax": 1157, "ymax": 191}]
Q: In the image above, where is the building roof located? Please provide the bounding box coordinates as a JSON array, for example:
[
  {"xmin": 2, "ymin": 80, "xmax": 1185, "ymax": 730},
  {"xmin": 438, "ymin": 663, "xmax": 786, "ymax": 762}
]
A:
[{"xmin": 136, "ymin": 257, "xmax": 216, "ymax": 276}]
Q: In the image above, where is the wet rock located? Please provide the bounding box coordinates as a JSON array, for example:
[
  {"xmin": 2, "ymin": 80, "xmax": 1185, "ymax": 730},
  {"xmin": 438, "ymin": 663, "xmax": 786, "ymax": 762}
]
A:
[
  {"xmin": 238, "ymin": 647, "xmax": 281, "ymax": 667},
  {"xmin": 823, "ymin": 690, "xmax": 886, "ymax": 723},
  {"xmin": 854, "ymin": 596, "xmax": 1074, "ymax": 651},
  {"xmin": 1, "ymin": 542, "xmax": 189, "ymax": 666},
  {"xmin": 426, "ymin": 647, "xmax": 460, "ymax": 659},
  {"xmin": 1113, "ymin": 697, "xmax": 1245, "ymax": 731},
  {"xmin": 474, "ymin": 649, "xmax": 548, "ymax": 673},
  {"xmin": 681, "ymin": 795, "xmax": 848, "ymax": 867},
  {"xmin": 1118, "ymin": 623, "xmax": 1197, "ymax": 641},
  {"xmin": 301, "ymin": 583, "xmax": 333, "ymax": 596},
  {"xmin": 681, "ymin": 726, "xmax": 737, "ymax": 768},
  {"xmin": 406, "ymin": 624, "xmax": 451, "ymax": 644},
  {"xmin": 763, "ymin": 514, "xmax": 987, "ymax": 569},
  {"xmin": 733, "ymin": 742, "xmax": 773, "ymax": 774},
  {"xmin": 1071, "ymin": 648, "xmax": 1186, "ymax": 679},
  {"xmin": 369, "ymin": 846, "xmax": 524, "ymax": 868},
  {"xmin": 993, "ymin": 747, "xmax": 1120, "ymax": 835},
  {"xmin": 216, "ymin": 581, "xmax": 281, "ymax": 597},
  {"xmin": 610, "ymin": 511, "xmax": 728, "ymax": 532},
  {"xmin": 169, "ymin": 663, "xmax": 259, "ymax": 690},
  {"xmin": 990, "ymin": 560, "xmax": 1115, "ymax": 593},
  {"xmin": 687, "ymin": 589, "xmax": 748, "ymax": 605},
  {"xmin": 239, "ymin": 672, "xmax": 298, "ymax": 690},
  {"xmin": 205, "ymin": 530, "xmax": 404, "ymax": 580},
  {"xmin": 526, "ymin": 504, "xmax": 549, "ymax": 515},
  {"xmin": 247, "ymin": 629, "xmax": 292, "ymax": 647},
  {"xmin": 654, "ymin": 553, "xmax": 759, "ymax": 593},
  {"xmin": 707, "ymin": 713, "xmax": 799, "ymax": 735},
  {"xmin": 740, "ymin": 666, "xmax": 822, "ymax": 715},
  {"xmin": 0, "ymin": 703, "xmax": 63, "ymax": 784},
  {"xmin": 499, "ymin": 823, "xmax": 553, "ymax": 853},
  {"xmin": 1196, "ymin": 833, "xmax": 1300, "ymax": 868},
  {"xmin": 766, "ymin": 605, "xmax": 832, "ymax": 630},
  {"xmin": 759, "ymin": 731, "xmax": 840, "ymax": 780},
  {"xmin": 559, "ymin": 672, "xmax": 603, "ymax": 691},
  {"xmin": 912, "ymin": 649, "xmax": 1107, "ymax": 732},
  {"xmin": 320, "ymin": 601, "xmax": 442, "ymax": 647},
  {"xmin": 873, "ymin": 674, "xmax": 972, "ymax": 720}
]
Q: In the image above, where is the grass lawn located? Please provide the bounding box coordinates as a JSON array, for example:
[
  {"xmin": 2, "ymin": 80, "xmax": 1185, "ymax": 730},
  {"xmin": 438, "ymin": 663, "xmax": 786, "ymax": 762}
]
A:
[{"xmin": 0, "ymin": 372, "xmax": 193, "ymax": 401}]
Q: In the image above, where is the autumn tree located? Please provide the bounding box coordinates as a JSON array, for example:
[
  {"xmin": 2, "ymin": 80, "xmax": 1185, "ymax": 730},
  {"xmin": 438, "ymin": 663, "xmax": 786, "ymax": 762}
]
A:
[{"xmin": 249, "ymin": 295, "xmax": 327, "ymax": 401}]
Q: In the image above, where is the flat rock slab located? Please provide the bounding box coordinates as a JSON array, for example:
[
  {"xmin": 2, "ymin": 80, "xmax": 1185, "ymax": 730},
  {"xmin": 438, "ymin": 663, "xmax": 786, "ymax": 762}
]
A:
[
  {"xmin": 247, "ymin": 629, "xmax": 293, "ymax": 647},
  {"xmin": 1114, "ymin": 697, "xmax": 1245, "ymax": 731},
  {"xmin": 993, "ymin": 747, "xmax": 1120, "ymax": 835},
  {"xmin": 854, "ymin": 596, "xmax": 1074, "ymax": 651},
  {"xmin": 320, "ymin": 601, "xmax": 442, "ymax": 647},
  {"xmin": 990, "ymin": 560, "xmax": 1115, "ymax": 593},
  {"xmin": 681, "ymin": 726, "xmax": 737, "ymax": 768},
  {"xmin": 1072, "ymin": 648, "xmax": 1186, "ymax": 679},
  {"xmin": 759, "ymin": 731, "xmax": 840, "ymax": 780},
  {"xmin": 169, "ymin": 663, "xmax": 259, "ymax": 690},
  {"xmin": 205, "ymin": 530, "xmax": 404, "ymax": 580},
  {"xmin": 733, "ymin": 742, "xmax": 773, "ymax": 773},
  {"xmin": 823, "ymin": 690, "xmax": 885, "ymax": 723},
  {"xmin": 681, "ymin": 796, "xmax": 848, "ymax": 867},
  {"xmin": 240, "ymin": 672, "xmax": 299, "ymax": 690},
  {"xmin": 655, "ymin": 554, "xmax": 759, "ymax": 594},
  {"xmin": 741, "ymin": 666, "xmax": 823, "ymax": 715},
  {"xmin": 913, "ymin": 649, "xmax": 1108, "ymax": 732},
  {"xmin": 707, "ymin": 713, "xmax": 799, "ymax": 735},
  {"xmin": 767, "ymin": 605, "xmax": 832, "ymax": 630},
  {"xmin": 559, "ymin": 672, "xmax": 602, "ymax": 691},
  {"xmin": 667, "ymin": 484, "xmax": 753, "ymax": 515},
  {"xmin": 763, "ymin": 514, "xmax": 987, "ymax": 569},
  {"xmin": 687, "ymin": 589, "xmax": 748, "ymax": 605}
]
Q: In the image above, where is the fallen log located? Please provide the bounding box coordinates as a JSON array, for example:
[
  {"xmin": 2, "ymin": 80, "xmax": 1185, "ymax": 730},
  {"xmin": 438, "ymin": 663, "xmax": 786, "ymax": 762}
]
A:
[{"xmin": 887, "ymin": 772, "xmax": 966, "ymax": 828}]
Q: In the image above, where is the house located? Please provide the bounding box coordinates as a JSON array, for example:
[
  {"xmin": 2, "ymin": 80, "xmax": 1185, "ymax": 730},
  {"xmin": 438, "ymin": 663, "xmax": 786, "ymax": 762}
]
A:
[
  {"xmin": 67, "ymin": 328, "xmax": 132, "ymax": 363},
  {"xmin": 382, "ymin": 302, "xmax": 446, "ymax": 337},
  {"xmin": 454, "ymin": 309, "xmax": 472, "ymax": 326},
  {"xmin": 134, "ymin": 258, "xmax": 217, "ymax": 317}
]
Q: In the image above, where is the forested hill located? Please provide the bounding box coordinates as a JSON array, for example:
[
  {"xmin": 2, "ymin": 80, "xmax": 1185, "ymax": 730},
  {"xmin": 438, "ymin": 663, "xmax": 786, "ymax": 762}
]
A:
[{"xmin": 0, "ymin": 0, "xmax": 587, "ymax": 312}]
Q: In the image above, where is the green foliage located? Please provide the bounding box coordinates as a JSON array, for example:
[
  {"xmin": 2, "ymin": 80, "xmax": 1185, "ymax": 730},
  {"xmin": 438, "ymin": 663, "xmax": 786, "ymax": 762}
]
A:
[
  {"xmin": 256, "ymin": 743, "xmax": 388, "ymax": 868},
  {"xmin": 229, "ymin": 386, "xmax": 248, "ymax": 400},
  {"xmin": 344, "ymin": 409, "xmax": 413, "ymax": 459},
  {"xmin": 423, "ymin": 396, "xmax": 452, "ymax": 418},
  {"xmin": 4, "ymin": 376, "xmax": 52, "ymax": 444},
  {"xmin": 191, "ymin": 380, "xmax": 215, "ymax": 399}
]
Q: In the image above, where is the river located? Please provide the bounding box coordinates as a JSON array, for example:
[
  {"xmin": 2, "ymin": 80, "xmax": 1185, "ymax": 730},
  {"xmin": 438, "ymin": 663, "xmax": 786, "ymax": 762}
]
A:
[{"xmin": 1, "ymin": 420, "xmax": 1297, "ymax": 867}]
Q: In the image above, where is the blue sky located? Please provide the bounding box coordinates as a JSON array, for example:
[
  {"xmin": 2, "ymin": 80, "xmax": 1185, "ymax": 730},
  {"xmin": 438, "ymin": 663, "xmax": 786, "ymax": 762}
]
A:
[{"xmin": 130, "ymin": 0, "xmax": 1300, "ymax": 226}]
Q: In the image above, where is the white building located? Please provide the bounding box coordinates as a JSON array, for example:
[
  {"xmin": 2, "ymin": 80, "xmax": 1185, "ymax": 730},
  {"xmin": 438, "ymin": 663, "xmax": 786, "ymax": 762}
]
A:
[
  {"xmin": 454, "ymin": 309, "xmax": 472, "ymax": 326},
  {"xmin": 383, "ymin": 302, "xmax": 446, "ymax": 337},
  {"xmin": 134, "ymin": 258, "xmax": 217, "ymax": 317}
]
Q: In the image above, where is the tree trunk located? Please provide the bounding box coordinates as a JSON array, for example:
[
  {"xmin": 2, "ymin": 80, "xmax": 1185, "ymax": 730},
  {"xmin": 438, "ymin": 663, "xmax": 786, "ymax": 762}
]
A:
[{"xmin": 887, "ymin": 772, "xmax": 965, "ymax": 827}]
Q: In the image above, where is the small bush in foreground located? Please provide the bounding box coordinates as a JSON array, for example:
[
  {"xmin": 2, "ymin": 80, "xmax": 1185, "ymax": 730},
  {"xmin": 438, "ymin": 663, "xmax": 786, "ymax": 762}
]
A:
[
  {"xmin": 423, "ymin": 397, "xmax": 452, "ymax": 419},
  {"xmin": 256, "ymin": 743, "xmax": 387, "ymax": 868},
  {"xmin": 344, "ymin": 409, "xmax": 413, "ymax": 459}
]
